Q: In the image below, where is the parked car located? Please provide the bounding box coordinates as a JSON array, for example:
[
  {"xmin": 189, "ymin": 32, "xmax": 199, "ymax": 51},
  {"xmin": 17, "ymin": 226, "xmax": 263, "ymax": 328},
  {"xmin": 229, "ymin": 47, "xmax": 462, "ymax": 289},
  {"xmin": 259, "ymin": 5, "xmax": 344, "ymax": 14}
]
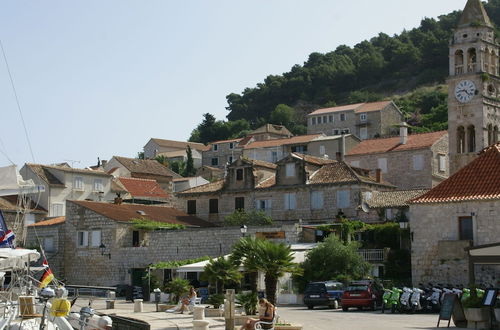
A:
[
  {"xmin": 303, "ymin": 281, "xmax": 344, "ymax": 309},
  {"xmin": 341, "ymin": 280, "xmax": 383, "ymax": 311}
]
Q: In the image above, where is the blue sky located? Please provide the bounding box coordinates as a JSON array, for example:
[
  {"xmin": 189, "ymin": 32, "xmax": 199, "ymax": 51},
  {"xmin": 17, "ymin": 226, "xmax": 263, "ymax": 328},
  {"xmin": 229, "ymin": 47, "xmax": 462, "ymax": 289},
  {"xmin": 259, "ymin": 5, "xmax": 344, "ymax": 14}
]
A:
[{"xmin": 0, "ymin": 0, "xmax": 462, "ymax": 168}]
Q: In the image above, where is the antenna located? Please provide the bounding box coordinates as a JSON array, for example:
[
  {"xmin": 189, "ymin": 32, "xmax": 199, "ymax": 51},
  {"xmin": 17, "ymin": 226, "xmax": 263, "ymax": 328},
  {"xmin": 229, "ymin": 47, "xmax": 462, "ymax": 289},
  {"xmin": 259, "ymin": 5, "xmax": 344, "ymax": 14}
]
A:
[{"xmin": 64, "ymin": 159, "xmax": 81, "ymax": 168}]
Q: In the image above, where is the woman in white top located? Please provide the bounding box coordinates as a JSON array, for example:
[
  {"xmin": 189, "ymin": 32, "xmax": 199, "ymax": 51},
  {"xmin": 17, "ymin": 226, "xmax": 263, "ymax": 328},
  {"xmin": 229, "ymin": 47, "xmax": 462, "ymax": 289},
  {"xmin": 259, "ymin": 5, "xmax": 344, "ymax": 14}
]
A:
[{"xmin": 179, "ymin": 287, "xmax": 197, "ymax": 314}]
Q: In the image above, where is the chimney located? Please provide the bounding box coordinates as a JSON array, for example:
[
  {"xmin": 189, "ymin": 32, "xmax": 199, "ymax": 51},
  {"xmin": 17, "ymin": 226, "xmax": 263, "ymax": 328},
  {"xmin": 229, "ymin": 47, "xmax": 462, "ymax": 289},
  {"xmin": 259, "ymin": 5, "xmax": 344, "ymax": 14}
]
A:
[
  {"xmin": 101, "ymin": 160, "xmax": 107, "ymax": 167},
  {"xmin": 337, "ymin": 131, "xmax": 346, "ymax": 162},
  {"xmin": 375, "ymin": 169, "xmax": 382, "ymax": 183},
  {"xmin": 400, "ymin": 122, "xmax": 409, "ymax": 145}
]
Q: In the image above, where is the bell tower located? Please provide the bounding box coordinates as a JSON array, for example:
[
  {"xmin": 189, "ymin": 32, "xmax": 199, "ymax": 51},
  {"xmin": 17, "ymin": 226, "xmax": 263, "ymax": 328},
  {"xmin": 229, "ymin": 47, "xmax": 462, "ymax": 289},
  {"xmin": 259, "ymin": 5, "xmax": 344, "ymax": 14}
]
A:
[{"xmin": 448, "ymin": 0, "xmax": 500, "ymax": 174}]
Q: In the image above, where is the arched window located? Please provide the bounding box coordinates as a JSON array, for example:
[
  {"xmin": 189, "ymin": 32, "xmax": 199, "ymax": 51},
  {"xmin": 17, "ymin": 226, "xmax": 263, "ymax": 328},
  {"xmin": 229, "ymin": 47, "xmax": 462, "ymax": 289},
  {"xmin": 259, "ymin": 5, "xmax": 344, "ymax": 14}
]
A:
[
  {"xmin": 455, "ymin": 50, "xmax": 464, "ymax": 74},
  {"xmin": 488, "ymin": 124, "xmax": 493, "ymax": 145},
  {"xmin": 468, "ymin": 48, "xmax": 477, "ymax": 72},
  {"xmin": 489, "ymin": 50, "xmax": 496, "ymax": 74},
  {"xmin": 494, "ymin": 126, "xmax": 499, "ymax": 143},
  {"xmin": 457, "ymin": 126, "xmax": 466, "ymax": 154},
  {"xmin": 467, "ymin": 125, "xmax": 476, "ymax": 153}
]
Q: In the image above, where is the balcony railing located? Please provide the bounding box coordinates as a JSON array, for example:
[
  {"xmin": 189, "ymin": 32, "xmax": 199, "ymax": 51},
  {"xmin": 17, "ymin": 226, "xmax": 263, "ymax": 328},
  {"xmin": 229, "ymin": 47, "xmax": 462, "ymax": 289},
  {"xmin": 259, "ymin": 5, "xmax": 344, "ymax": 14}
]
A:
[{"xmin": 357, "ymin": 249, "xmax": 385, "ymax": 262}]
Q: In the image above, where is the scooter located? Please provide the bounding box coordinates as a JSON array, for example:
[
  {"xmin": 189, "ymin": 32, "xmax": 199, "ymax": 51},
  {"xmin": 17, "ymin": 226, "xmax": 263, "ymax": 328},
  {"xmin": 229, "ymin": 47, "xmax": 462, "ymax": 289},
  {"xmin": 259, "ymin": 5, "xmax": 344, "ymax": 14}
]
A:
[
  {"xmin": 388, "ymin": 288, "xmax": 402, "ymax": 313},
  {"xmin": 399, "ymin": 287, "xmax": 413, "ymax": 313},
  {"xmin": 427, "ymin": 286, "xmax": 442, "ymax": 312},
  {"xmin": 410, "ymin": 288, "xmax": 425, "ymax": 313},
  {"xmin": 382, "ymin": 288, "xmax": 393, "ymax": 314}
]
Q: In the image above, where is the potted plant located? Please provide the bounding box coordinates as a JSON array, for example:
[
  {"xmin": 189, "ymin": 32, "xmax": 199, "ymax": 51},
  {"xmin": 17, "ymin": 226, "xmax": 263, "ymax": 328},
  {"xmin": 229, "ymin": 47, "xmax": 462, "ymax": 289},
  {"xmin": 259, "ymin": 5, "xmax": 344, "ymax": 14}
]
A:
[
  {"xmin": 236, "ymin": 292, "xmax": 258, "ymax": 316},
  {"xmin": 275, "ymin": 321, "xmax": 303, "ymax": 330},
  {"xmin": 462, "ymin": 289, "xmax": 489, "ymax": 328},
  {"xmin": 205, "ymin": 294, "xmax": 225, "ymax": 317}
]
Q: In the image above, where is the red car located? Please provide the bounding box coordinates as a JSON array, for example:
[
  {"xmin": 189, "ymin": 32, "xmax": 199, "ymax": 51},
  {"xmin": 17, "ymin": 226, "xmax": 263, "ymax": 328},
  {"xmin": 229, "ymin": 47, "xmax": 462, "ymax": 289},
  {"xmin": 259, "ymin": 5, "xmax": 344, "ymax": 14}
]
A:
[{"xmin": 341, "ymin": 280, "xmax": 383, "ymax": 311}]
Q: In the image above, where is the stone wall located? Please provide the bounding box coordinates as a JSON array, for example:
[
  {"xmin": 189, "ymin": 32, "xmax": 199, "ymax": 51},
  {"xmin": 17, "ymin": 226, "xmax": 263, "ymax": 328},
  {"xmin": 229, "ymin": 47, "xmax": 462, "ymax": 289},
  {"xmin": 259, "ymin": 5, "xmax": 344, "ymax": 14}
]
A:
[
  {"xmin": 202, "ymin": 143, "xmax": 242, "ymax": 168},
  {"xmin": 346, "ymin": 148, "xmax": 435, "ymax": 190},
  {"xmin": 25, "ymin": 223, "xmax": 65, "ymax": 279},
  {"xmin": 410, "ymin": 200, "xmax": 500, "ymax": 286},
  {"xmin": 179, "ymin": 183, "xmax": 385, "ymax": 225},
  {"xmin": 62, "ymin": 201, "xmax": 300, "ymax": 286}
]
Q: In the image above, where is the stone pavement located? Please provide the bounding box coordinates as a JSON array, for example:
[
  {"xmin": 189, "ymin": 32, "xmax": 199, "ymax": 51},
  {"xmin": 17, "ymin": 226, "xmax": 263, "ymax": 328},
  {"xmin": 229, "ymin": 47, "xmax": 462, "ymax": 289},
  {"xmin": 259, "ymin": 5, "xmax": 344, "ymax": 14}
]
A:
[{"xmin": 73, "ymin": 298, "xmax": 226, "ymax": 329}]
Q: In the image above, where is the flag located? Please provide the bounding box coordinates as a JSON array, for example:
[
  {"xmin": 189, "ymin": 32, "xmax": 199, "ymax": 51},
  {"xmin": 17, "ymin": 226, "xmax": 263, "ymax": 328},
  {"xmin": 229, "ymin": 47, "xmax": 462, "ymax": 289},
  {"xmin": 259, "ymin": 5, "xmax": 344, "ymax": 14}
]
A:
[
  {"xmin": 39, "ymin": 258, "xmax": 54, "ymax": 288},
  {"xmin": 0, "ymin": 230, "xmax": 15, "ymax": 248}
]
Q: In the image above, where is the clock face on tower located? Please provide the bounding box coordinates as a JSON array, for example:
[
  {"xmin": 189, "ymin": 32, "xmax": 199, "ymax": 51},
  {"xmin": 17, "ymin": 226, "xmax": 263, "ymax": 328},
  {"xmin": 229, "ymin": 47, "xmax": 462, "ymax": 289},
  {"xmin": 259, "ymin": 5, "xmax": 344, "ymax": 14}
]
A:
[{"xmin": 454, "ymin": 80, "xmax": 476, "ymax": 103}]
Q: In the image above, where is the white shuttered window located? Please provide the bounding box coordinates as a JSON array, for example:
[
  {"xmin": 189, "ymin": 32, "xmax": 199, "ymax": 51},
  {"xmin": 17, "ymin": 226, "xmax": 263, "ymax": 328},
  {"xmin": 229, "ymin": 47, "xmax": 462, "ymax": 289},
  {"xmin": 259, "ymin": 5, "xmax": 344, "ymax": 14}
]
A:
[
  {"xmin": 337, "ymin": 190, "xmax": 350, "ymax": 208},
  {"xmin": 311, "ymin": 191, "xmax": 324, "ymax": 209},
  {"xmin": 284, "ymin": 193, "xmax": 297, "ymax": 210}
]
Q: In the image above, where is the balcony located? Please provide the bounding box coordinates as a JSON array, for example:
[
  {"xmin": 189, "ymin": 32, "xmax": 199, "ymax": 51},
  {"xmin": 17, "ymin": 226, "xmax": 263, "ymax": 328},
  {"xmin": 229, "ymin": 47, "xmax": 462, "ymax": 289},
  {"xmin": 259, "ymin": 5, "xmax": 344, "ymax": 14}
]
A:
[{"xmin": 357, "ymin": 249, "xmax": 386, "ymax": 263}]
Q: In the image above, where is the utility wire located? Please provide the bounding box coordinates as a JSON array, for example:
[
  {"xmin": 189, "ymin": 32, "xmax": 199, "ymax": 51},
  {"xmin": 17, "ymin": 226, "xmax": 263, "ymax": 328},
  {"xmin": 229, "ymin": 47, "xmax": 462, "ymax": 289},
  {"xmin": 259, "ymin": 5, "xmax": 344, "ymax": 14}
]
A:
[
  {"xmin": 0, "ymin": 39, "xmax": 36, "ymax": 163},
  {"xmin": 0, "ymin": 135, "xmax": 15, "ymax": 165}
]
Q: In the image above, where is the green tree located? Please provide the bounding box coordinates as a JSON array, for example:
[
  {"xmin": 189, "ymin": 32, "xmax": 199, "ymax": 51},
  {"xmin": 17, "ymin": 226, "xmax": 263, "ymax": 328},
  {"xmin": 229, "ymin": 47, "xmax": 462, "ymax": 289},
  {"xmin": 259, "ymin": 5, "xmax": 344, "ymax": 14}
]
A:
[
  {"xmin": 230, "ymin": 237, "xmax": 265, "ymax": 292},
  {"xmin": 224, "ymin": 210, "xmax": 273, "ymax": 226},
  {"xmin": 255, "ymin": 240, "xmax": 300, "ymax": 305},
  {"xmin": 294, "ymin": 235, "xmax": 371, "ymax": 293},
  {"xmin": 168, "ymin": 160, "xmax": 185, "ymax": 176},
  {"xmin": 270, "ymin": 104, "xmax": 294, "ymax": 127},
  {"xmin": 155, "ymin": 155, "xmax": 168, "ymax": 166},
  {"xmin": 136, "ymin": 151, "xmax": 145, "ymax": 159},
  {"xmin": 201, "ymin": 257, "xmax": 242, "ymax": 294},
  {"xmin": 184, "ymin": 146, "xmax": 196, "ymax": 177},
  {"xmin": 164, "ymin": 278, "xmax": 190, "ymax": 303}
]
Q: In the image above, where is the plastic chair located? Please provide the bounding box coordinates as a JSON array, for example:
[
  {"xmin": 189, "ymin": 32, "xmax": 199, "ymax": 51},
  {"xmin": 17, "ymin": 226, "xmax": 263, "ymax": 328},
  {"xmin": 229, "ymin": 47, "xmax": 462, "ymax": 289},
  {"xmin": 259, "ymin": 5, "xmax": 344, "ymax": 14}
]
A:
[{"xmin": 254, "ymin": 314, "xmax": 277, "ymax": 330}]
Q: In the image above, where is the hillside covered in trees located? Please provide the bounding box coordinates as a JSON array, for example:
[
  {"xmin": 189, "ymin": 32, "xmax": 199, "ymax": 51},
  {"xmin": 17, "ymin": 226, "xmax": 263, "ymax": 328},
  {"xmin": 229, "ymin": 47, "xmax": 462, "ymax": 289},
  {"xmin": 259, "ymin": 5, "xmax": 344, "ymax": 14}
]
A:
[{"xmin": 189, "ymin": 1, "xmax": 500, "ymax": 144}]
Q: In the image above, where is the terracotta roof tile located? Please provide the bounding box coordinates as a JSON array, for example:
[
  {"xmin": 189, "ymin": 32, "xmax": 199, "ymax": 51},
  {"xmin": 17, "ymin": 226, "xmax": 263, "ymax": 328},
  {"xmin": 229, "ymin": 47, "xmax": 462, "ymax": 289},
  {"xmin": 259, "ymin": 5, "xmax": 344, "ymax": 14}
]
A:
[
  {"xmin": 244, "ymin": 134, "xmax": 322, "ymax": 149},
  {"xmin": 0, "ymin": 195, "xmax": 46, "ymax": 212},
  {"xmin": 177, "ymin": 179, "xmax": 225, "ymax": 195},
  {"xmin": 255, "ymin": 175, "xmax": 276, "ymax": 189},
  {"xmin": 237, "ymin": 136, "xmax": 254, "ymax": 147},
  {"xmin": 308, "ymin": 101, "xmax": 393, "ymax": 116},
  {"xmin": 26, "ymin": 164, "xmax": 65, "ymax": 187},
  {"xmin": 250, "ymin": 124, "xmax": 292, "ymax": 137},
  {"xmin": 367, "ymin": 189, "xmax": 429, "ymax": 208},
  {"xmin": 308, "ymin": 162, "xmax": 393, "ymax": 187},
  {"xmin": 209, "ymin": 138, "xmax": 243, "ymax": 145},
  {"xmin": 72, "ymin": 200, "xmax": 213, "ymax": 227},
  {"xmin": 28, "ymin": 216, "xmax": 65, "ymax": 227},
  {"xmin": 27, "ymin": 163, "xmax": 110, "ymax": 180},
  {"xmin": 150, "ymin": 138, "xmax": 209, "ymax": 151},
  {"xmin": 114, "ymin": 156, "xmax": 181, "ymax": 178},
  {"xmin": 118, "ymin": 177, "xmax": 169, "ymax": 199},
  {"xmin": 248, "ymin": 159, "xmax": 278, "ymax": 170},
  {"xmin": 291, "ymin": 153, "xmax": 336, "ymax": 166},
  {"xmin": 347, "ymin": 131, "xmax": 447, "ymax": 156},
  {"xmin": 411, "ymin": 143, "xmax": 500, "ymax": 204}
]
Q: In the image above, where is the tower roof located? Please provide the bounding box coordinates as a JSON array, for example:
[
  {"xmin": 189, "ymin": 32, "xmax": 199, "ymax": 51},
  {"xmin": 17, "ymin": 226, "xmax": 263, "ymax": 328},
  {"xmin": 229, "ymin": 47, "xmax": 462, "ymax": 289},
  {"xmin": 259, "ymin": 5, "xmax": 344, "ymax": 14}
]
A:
[{"xmin": 458, "ymin": 0, "xmax": 493, "ymax": 28}]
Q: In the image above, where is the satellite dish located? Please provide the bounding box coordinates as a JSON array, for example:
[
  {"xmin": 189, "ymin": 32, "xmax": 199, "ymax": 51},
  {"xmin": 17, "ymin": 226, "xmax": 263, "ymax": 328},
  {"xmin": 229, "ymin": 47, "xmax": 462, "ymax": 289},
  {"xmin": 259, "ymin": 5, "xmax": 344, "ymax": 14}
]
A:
[{"xmin": 361, "ymin": 201, "xmax": 370, "ymax": 213}]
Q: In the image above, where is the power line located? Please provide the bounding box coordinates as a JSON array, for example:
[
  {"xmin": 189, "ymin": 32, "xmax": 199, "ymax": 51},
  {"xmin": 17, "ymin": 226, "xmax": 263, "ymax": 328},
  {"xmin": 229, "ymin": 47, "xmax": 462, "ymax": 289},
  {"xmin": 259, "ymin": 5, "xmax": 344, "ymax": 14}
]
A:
[{"xmin": 0, "ymin": 39, "xmax": 36, "ymax": 163}]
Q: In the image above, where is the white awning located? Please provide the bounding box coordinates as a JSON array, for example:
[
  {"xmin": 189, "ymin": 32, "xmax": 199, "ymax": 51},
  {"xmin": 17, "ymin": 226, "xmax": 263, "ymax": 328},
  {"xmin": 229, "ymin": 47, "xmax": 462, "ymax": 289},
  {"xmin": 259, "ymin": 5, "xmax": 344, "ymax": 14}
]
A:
[{"xmin": 0, "ymin": 248, "xmax": 40, "ymax": 270}]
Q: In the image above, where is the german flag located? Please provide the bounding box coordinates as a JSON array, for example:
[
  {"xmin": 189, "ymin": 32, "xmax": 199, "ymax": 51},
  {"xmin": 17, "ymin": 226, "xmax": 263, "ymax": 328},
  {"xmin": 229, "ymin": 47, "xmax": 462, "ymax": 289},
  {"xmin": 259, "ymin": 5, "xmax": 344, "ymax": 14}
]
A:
[{"xmin": 39, "ymin": 258, "xmax": 54, "ymax": 288}]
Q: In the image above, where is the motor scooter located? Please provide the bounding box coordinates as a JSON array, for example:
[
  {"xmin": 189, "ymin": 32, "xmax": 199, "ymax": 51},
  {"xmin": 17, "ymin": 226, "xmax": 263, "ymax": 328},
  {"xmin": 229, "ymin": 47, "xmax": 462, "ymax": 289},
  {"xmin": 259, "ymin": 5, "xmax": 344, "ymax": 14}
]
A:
[
  {"xmin": 400, "ymin": 287, "xmax": 413, "ymax": 313},
  {"xmin": 410, "ymin": 288, "xmax": 425, "ymax": 313},
  {"xmin": 388, "ymin": 288, "xmax": 402, "ymax": 313},
  {"xmin": 382, "ymin": 288, "xmax": 392, "ymax": 314},
  {"xmin": 427, "ymin": 285, "xmax": 442, "ymax": 312}
]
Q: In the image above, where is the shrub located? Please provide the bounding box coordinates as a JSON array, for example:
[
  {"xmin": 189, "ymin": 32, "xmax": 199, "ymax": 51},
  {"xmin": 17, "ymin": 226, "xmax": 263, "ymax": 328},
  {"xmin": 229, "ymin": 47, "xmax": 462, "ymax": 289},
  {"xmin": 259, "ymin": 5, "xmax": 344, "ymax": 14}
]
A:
[
  {"xmin": 207, "ymin": 294, "xmax": 225, "ymax": 309},
  {"xmin": 224, "ymin": 210, "xmax": 273, "ymax": 226},
  {"xmin": 164, "ymin": 278, "xmax": 190, "ymax": 303},
  {"xmin": 236, "ymin": 292, "xmax": 258, "ymax": 315}
]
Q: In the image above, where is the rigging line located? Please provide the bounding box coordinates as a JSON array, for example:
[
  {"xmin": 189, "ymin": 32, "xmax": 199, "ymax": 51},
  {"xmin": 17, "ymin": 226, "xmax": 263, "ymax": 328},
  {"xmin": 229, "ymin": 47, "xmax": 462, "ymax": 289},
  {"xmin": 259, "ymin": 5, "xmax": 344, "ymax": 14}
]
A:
[
  {"xmin": 0, "ymin": 142, "xmax": 15, "ymax": 165},
  {"xmin": 0, "ymin": 39, "xmax": 36, "ymax": 163}
]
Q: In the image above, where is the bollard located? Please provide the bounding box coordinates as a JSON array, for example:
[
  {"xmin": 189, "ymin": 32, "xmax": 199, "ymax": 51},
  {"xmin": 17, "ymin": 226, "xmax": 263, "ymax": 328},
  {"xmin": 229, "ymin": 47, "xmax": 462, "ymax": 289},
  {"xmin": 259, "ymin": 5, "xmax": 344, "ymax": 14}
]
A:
[
  {"xmin": 193, "ymin": 319, "xmax": 209, "ymax": 330},
  {"xmin": 224, "ymin": 289, "xmax": 235, "ymax": 330},
  {"xmin": 105, "ymin": 300, "xmax": 115, "ymax": 309},
  {"xmin": 133, "ymin": 299, "xmax": 143, "ymax": 313},
  {"xmin": 193, "ymin": 306, "xmax": 205, "ymax": 320}
]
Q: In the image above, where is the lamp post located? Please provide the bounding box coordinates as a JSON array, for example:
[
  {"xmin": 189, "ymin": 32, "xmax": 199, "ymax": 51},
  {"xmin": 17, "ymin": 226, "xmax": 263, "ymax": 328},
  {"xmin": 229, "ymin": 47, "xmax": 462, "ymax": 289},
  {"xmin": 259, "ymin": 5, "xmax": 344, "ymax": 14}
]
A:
[
  {"xmin": 240, "ymin": 225, "xmax": 247, "ymax": 237},
  {"xmin": 99, "ymin": 243, "xmax": 111, "ymax": 259}
]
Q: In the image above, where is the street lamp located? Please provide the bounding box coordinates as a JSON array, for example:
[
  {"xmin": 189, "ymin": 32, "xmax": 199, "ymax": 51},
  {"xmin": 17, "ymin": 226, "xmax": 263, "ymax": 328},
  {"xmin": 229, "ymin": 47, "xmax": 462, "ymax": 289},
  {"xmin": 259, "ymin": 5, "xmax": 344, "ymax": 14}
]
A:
[
  {"xmin": 398, "ymin": 219, "xmax": 409, "ymax": 250},
  {"xmin": 240, "ymin": 225, "xmax": 248, "ymax": 237},
  {"xmin": 99, "ymin": 243, "xmax": 111, "ymax": 259}
]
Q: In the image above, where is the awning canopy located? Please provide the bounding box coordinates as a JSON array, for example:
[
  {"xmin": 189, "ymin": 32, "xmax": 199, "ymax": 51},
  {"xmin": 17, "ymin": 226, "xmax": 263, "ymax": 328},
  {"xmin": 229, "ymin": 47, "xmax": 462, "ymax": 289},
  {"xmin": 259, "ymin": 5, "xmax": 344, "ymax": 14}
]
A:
[
  {"xmin": 466, "ymin": 242, "xmax": 500, "ymax": 283},
  {"xmin": 0, "ymin": 248, "xmax": 40, "ymax": 271}
]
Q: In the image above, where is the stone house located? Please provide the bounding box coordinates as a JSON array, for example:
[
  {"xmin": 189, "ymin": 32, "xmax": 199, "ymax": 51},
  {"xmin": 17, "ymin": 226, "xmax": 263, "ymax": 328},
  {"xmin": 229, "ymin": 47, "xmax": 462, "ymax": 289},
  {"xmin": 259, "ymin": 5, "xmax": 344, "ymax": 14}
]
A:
[
  {"xmin": 0, "ymin": 195, "xmax": 47, "ymax": 239},
  {"xmin": 242, "ymin": 134, "xmax": 323, "ymax": 163},
  {"xmin": 116, "ymin": 177, "xmax": 171, "ymax": 205},
  {"xmin": 307, "ymin": 134, "xmax": 360, "ymax": 160},
  {"xmin": 25, "ymin": 216, "xmax": 65, "ymax": 275},
  {"xmin": 202, "ymin": 138, "xmax": 246, "ymax": 169},
  {"xmin": 409, "ymin": 143, "xmax": 500, "ymax": 286},
  {"xmin": 24, "ymin": 200, "xmax": 298, "ymax": 286},
  {"xmin": 196, "ymin": 165, "xmax": 224, "ymax": 182},
  {"xmin": 307, "ymin": 101, "xmax": 403, "ymax": 140},
  {"xmin": 143, "ymin": 138, "xmax": 208, "ymax": 163},
  {"xmin": 20, "ymin": 163, "xmax": 117, "ymax": 217},
  {"xmin": 345, "ymin": 127, "xmax": 449, "ymax": 190},
  {"xmin": 177, "ymin": 154, "xmax": 395, "ymax": 225},
  {"xmin": 104, "ymin": 156, "xmax": 181, "ymax": 193},
  {"xmin": 248, "ymin": 124, "xmax": 293, "ymax": 141}
]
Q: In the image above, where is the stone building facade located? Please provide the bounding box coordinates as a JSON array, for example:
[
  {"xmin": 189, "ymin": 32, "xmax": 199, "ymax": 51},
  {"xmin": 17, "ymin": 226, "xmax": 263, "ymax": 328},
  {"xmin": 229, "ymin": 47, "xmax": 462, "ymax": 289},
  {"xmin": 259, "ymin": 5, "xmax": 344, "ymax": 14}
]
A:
[
  {"xmin": 345, "ymin": 130, "xmax": 449, "ymax": 190},
  {"xmin": 26, "ymin": 200, "xmax": 299, "ymax": 286},
  {"xmin": 410, "ymin": 143, "xmax": 500, "ymax": 286},
  {"xmin": 307, "ymin": 101, "xmax": 403, "ymax": 140},
  {"xmin": 177, "ymin": 154, "xmax": 394, "ymax": 225},
  {"xmin": 202, "ymin": 138, "xmax": 245, "ymax": 169},
  {"xmin": 143, "ymin": 138, "xmax": 208, "ymax": 160}
]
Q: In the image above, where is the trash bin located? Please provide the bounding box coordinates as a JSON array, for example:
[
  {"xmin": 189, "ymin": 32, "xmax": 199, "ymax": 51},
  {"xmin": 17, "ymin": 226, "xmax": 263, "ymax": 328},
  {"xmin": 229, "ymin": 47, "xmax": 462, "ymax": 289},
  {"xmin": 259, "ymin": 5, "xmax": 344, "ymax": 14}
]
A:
[{"xmin": 106, "ymin": 300, "xmax": 115, "ymax": 309}]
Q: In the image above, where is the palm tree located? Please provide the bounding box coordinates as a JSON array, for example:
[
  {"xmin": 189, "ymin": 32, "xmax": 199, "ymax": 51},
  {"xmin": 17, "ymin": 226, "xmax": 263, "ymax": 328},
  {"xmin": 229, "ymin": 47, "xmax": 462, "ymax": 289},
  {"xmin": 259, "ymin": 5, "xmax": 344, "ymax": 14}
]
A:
[
  {"xmin": 230, "ymin": 237, "xmax": 264, "ymax": 292},
  {"xmin": 256, "ymin": 240, "xmax": 300, "ymax": 305},
  {"xmin": 201, "ymin": 256, "xmax": 242, "ymax": 294}
]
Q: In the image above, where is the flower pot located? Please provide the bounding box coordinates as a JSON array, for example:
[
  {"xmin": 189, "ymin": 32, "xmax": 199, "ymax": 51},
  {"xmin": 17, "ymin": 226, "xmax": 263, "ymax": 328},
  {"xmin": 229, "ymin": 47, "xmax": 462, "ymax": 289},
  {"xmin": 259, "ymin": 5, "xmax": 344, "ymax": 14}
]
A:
[
  {"xmin": 464, "ymin": 307, "xmax": 490, "ymax": 329},
  {"xmin": 275, "ymin": 325, "xmax": 303, "ymax": 330},
  {"xmin": 204, "ymin": 308, "xmax": 224, "ymax": 317}
]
